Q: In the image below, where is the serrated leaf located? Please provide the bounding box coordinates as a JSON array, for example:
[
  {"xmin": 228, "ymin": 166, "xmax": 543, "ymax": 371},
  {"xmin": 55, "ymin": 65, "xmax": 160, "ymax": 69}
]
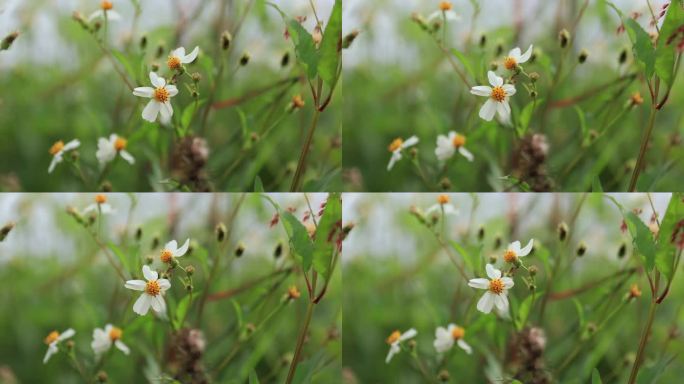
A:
[
  {"xmin": 624, "ymin": 18, "xmax": 655, "ymax": 78},
  {"xmin": 312, "ymin": 193, "xmax": 341, "ymax": 281},
  {"xmin": 655, "ymin": 192, "xmax": 684, "ymax": 281},
  {"xmin": 625, "ymin": 212, "xmax": 657, "ymax": 271},
  {"xmin": 281, "ymin": 211, "xmax": 314, "ymax": 270},
  {"xmin": 318, "ymin": 0, "xmax": 342, "ymax": 86}
]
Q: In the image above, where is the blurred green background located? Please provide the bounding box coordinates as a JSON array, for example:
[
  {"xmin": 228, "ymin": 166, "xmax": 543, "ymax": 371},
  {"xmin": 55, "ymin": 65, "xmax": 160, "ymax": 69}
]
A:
[
  {"xmin": 342, "ymin": 0, "xmax": 683, "ymax": 192},
  {"xmin": 0, "ymin": 0, "xmax": 341, "ymax": 192},
  {"xmin": 0, "ymin": 193, "xmax": 341, "ymax": 383},
  {"xmin": 342, "ymin": 193, "xmax": 683, "ymax": 383}
]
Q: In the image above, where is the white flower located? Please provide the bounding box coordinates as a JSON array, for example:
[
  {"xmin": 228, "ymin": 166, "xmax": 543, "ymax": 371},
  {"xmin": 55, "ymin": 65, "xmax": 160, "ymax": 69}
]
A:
[
  {"xmin": 385, "ymin": 328, "xmax": 417, "ymax": 363},
  {"xmin": 43, "ymin": 328, "xmax": 75, "ymax": 364},
  {"xmin": 387, "ymin": 136, "xmax": 419, "ymax": 171},
  {"xmin": 428, "ymin": 2, "xmax": 459, "ymax": 22},
  {"xmin": 88, "ymin": 1, "xmax": 121, "ymax": 22},
  {"xmin": 91, "ymin": 324, "xmax": 129, "ymax": 358},
  {"xmin": 470, "ymin": 71, "xmax": 516, "ymax": 122},
  {"xmin": 426, "ymin": 194, "xmax": 458, "ymax": 215},
  {"xmin": 503, "ymin": 239, "xmax": 534, "ymax": 264},
  {"xmin": 435, "ymin": 131, "xmax": 474, "ymax": 162},
  {"xmin": 433, "ymin": 324, "xmax": 472, "ymax": 354},
  {"xmin": 158, "ymin": 238, "xmax": 190, "ymax": 265},
  {"xmin": 468, "ymin": 264, "xmax": 514, "ymax": 314},
  {"xmin": 48, "ymin": 139, "xmax": 80, "ymax": 174},
  {"xmin": 124, "ymin": 265, "xmax": 171, "ymax": 316},
  {"xmin": 133, "ymin": 72, "xmax": 178, "ymax": 123},
  {"xmin": 83, "ymin": 194, "xmax": 115, "ymax": 215},
  {"xmin": 96, "ymin": 134, "xmax": 135, "ymax": 167},
  {"xmin": 503, "ymin": 45, "xmax": 533, "ymax": 71},
  {"xmin": 167, "ymin": 46, "xmax": 200, "ymax": 71}
]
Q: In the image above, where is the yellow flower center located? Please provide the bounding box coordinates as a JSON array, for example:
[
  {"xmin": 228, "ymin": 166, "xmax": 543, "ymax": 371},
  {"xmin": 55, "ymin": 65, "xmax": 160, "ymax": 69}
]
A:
[
  {"xmin": 154, "ymin": 87, "xmax": 169, "ymax": 103},
  {"xmin": 167, "ymin": 56, "xmax": 182, "ymax": 70},
  {"xmin": 288, "ymin": 286, "xmax": 301, "ymax": 299},
  {"xmin": 388, "ymin": 138, "xmax": 404, "ymax": 152},
  {"xmin": 439, "ymin": 1, "xmax": 453, "ymax": 11},
  {"xmin": 160, "ymin": 249, "xmax": 173, "ymax": 263},
  {"xmin": 95, "ymin": 194, "xmax": 107, "ymax": 204},
  {"xmin": 145, "ymin": 280, "xmax": 161, "ymax": 296},
  {"xmin": 451, "ymin": 326, "xmax": 465, "ymax": 340},
  {"xmin": 49, "ymin": 141, "xmax": 65, "ymax": 156},
  {"xmin": 503, "ymin": 249, "xmax": 517, "ymax": 263},
  {"xmin": 109, "ymin": 327, "xmax": 122, "ymax": 341},
  {"xmin": 386, "ymin": 330, "xmax": 401, "ymax": 344},
  {"xmin": 437, "ymin": 194, "xmax": 450, "ymax": 205},
  {"xmin": 490, "ymin": 86, "xmax": 506, "ymax": 102},
  {"xmin": 489, "ymin": 278, "xmax": 504, "ymax": 294},
  {"xmin": 452, "ymin": 134, "xmax": 466, "ymax": 148},
  {"xmin": 44, "ymin": 331, "xmax": 60, "ymax": 345},
  {"xmin": 101, "ymin": 1, "xmax": 113, "ymax": 11},
  {"xmin": 114, "ymin": 137, "xmax": 127, "ymax": 151},
  {"xmin": 629, "ymin": 284, "xmax": 642, "ymax": 299},
  {"xmin": 503, "ymin": 56, "xmax": 517, "ymax": 70}
]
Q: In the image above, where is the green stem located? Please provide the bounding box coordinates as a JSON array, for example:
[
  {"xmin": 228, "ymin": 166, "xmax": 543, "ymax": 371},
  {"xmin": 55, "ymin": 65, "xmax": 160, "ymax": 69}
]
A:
[
  {"xmin": 627, "ymin": 299, "xmax": 658, "ymax": 384},
  {"xmin": 290, "ymin": 108, "xmax": 321, "ymax": 191},
  {"xmin": 285, "ymin": 300, "xmax": 315, "ymax": 384},
  {"xmin": 628, "ymin": 106, "xmax": 657, "ymax": 191}
]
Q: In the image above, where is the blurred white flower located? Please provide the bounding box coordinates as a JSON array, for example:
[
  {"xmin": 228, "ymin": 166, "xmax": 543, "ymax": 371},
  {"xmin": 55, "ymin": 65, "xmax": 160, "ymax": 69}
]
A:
[
  {"xmin": 159, "ymin": 238, "xmax": 190, "ymax": 265},
  {"xmin": 468, "ymin": 264, "xmax": 514, "ymax": 314},
  {"xmin": 133, "ymin": 72, "xmax": 178, "ymax": 123},
  {"xmin": 435, "ymin": 131, "xmax": 474, "ymax": 162},
  {"xmin": 91, "ymin": 324, "xmax": 129, "ymax": 357},
  {"xmin": 88, "ymin": 1, "xmax": 121, "ymax": 22},
  {"xmin": 48, "ymin": 139, "xmax": 80, "ymax": 174},
  {"xmin": 387, "ymin": 136, "xmax": 419, "ymax": 171},
  {"xmin": 167, "ymin": 46, "xmax": 200, "ymax": 71},
  {"xmin": 503, "ymin": 45, "xmax": 533, "ymax": 71},
  {"xmin": 43, "ymin": 328, "xmax": 75, "ymax": 364},
  {"xmin": 470, "ymin": 71, "xmax": 516, "ymax": 122},
  {"xmin": 385, "ymin": 328, "xmax": 417, "ymax": 363},
  {"xmin": 428, "ymin": 2, "xmax": 459, "ymax": 22},
  {"xmin": 124, "ymin": 265, "xmax": 171, "ymax": 316},
  {"xmin": 503, "ymin": 239, "xmax": 534, "ymax": 264},
  {"xmin": 83, "ymin": 194, "xmax": 114, "ymax": 215},
  {"xmin": 426, "ymin": 194, "xmax": 458, "ymax": 215},
  {"xmin": 433, "ymin": 323, "xmax": 472, "ymax": 354},
  {"xmin": 96, "ymin": 134, "xmax": 135, "ymax": 167}
]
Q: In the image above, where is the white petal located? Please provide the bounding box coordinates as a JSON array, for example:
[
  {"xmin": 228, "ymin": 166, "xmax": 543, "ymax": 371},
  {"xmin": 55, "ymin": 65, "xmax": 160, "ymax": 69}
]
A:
[
  {"xmin": 476, "ymin": 292, "xmax": 495, "ymax": 313},
  {"xmin": 182, "ymin": 46, "xmax": 200, "ymax": 63},
  {"xmin": 159, "ymin": 101, "xmax": 173, "ymax": 121},
  {"xmin": 59, "ymin": 329, "xmax": 75, "ymax": 340},
  {"xmin": 434, "ymin": 337, "xmax": 453, "ymax": 353},
  {"xmin": 88, "ymin": 10, "xmax": 104, "ymax": 21},
  {"xmin": 115, "ymin": 340, "xmax": 130, "ymax": 355},
  {"xmin": 157, "ymin": 279, "xmax": 171, "ymax": 291},
  {"xmin": 496, "ymin": 100, "xmax": 511, "ymax": 122},
  {"xmin": 486, "ymin": 263, "xmax": 501, "ymax": 279},
  {"xmin": 387, "ymin": 151, "xmax": 402, "ymax": 171},
  {"xmin": 385, "ymin": 344, "xmax": 400, "ymax": 363},
  {"xmin": 510, "ymin": 241, "xmax": 522, "ymax": 254},
  {"xmin": 479, "ymin": 99, "xmax": 497, "ymax": 121},
  {"xmin": 470, "ymin": 85, "xmax": 492, "ymax": 97},
  {"xmin": 425, "ymin": 204, "xmax": 440, "ymax": 215},
  {"xmin": 468, "ymin": 278, "xmax": 489, "ymax": 289},
  {"xmin": 106, "ymin": 10, "xmax": 121, "ymax": 20},
  {"xmin": 519, "ymin": 239, "xmax": 534, "ymax": 256},
  {"xmin": 142, "ymin": 265, "xmax": 158, "ymax": 281},
  {"xmin": 125, "ymin": 279, "xmax": 146, "ymax": 291},
  {"xmin": 487, "ymin": 71, "xmax": 503, "ymax": 87},
  {"xmin": 493, "ymin": 294, "xmax": 509, "ymax": 311},
  {"xmin": 402, "ymin": 136, "xmax": 419, "ymax": 148},
  {"xmin": 174, "ymin": 238, "xmax": 190, "ymax": 257},
  {"xmin": 444, "ymin": 11, "xmax": 459, "ymax": 20},
  {"xmin": 165, "ymin": 85, "xmax": 179, "ymax": 97},
  {"xmin": 459, "ymin": 147, "xmax": 474, "ymax": 162},
  {"xmin": 83, "ymin": 204, "xmax": 97, "ymax": 213},
  {"xmin": 149, "ymin": 294, "xmax": 162, "ymax": 312},
  {"xmin": 171, "ymin": 47, "xmax": 185, "ymax": 58},
  {"xmin": 501, "ymin": 277, "xmax": 514, "ymax": 289},
  {"xmin": 435, "ymin": 326, "xmax": 449, "ymax": 339},
  {"xmin": 509, "ymin": 47, "xmax": 522, "ymax": 60},
  {"xmin": 443, "ymin": 205, "xmax": 459, "ymax": 215},
  {"xmin": 400, "ymin": 328, "xmax": 417, "ymax": 341},
  {"xmin": 133, "ymin": 87, "xmax": 154, "ymax": 98},
  {"xmin": 120, "ymin": 150, "xmax": 135, "ymax": 164},
  {"xmin": 457, "ymin": 339, "xmax": 472, "ymax": 354},
  {"xmin": 519, "ymin": 44, "xmax": 533, "ymax": 63},
  {"xmin": 142, "ymin": 100, "xmax": 161, "ymax": 122},
  {"xmin": 149, "ymin": 72, "xmax": 165, "ymax": 88},
  {"xmin": 164, "ymin": 240, "xmax": 178, "ymax": 253},
  {"xmin": 43, "ymin": 344, "xmax": 58, "ymax": 364},
  {"xmin": 503, "ymin": 84, "xmax": 516, "ymax": 96},
  {"xmin": 48, "ymin": 155, "xmax": 62, "ymax": 174},
  {"xmin": 64, "ymin": 140, "xmax": 81, "ymax": 151},
  {"xmin": 132, "ymin": 294, "xmax": 151, "ymax": 315}
]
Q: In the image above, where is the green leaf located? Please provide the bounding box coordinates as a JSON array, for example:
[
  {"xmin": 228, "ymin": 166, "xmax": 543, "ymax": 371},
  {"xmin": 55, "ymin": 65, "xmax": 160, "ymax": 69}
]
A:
[
  {"xmin": 592, "ymin": 176, "xmax": 604, "ymax": 192},
  {"xmin": 655, "ymin": 0, "xmax": 684, "ymax": 86},
  {"xmin": 281, "ymin": 211, "xmax": 314, "ymax": 270},
  {"xmin": 312, "ymin": 193, "xmax": 342, "ymax": 281},
  {"xmin": 249, "ymin": 371, "xmax": 260, "ymax": 384},
  {"xmin": 110, "ymin": 50, "xmax": 136, "ymax": 81},
  {"xmin": 318, "ymin": 0, "xmax": 342, "ymax": 86},
  {"xmin": 450, "ymin": 48, "xmax": 477, "ymax": 80},
  {"xmin": 108, "ymin": 242, "xmax": 132, "ymax": 275},
  {"xmin": 515, "ymin": 292, "xmax": 543, "ymax": 331},
  {"xmin": 624, "ymin": 18, "xmax": 655, "ymax": 78},
  {"xmin": 592, "ymin": 368, "xmax": 603, "ymax": 384},
  {"xmin": 655, "ymin": 192, "xmax": 684, "ymax": 281},
  {"xmin": 181, "ymin": 99, "xmax": 205, "ymax": 131},
  {"xmin": 573, "ymin": 105, "xmax": 589, "ymax": 144},
  {"xmin": 572, "ymin": 298, "xmax": 585, "ymax": 328},
  {"xmin": 231, "ymin": 299, "xmax": 243, "ymax": 330},
  {"xmin": 625, "ymin": 212, "xmax": 657, "ymax": 271},
  {"xmin": 518, "ymin": 98, "xmax": 544, "ymax": 135},
  {"xmin": 253, "ymin": 176, "xmax": 264, "ymax": 192}
]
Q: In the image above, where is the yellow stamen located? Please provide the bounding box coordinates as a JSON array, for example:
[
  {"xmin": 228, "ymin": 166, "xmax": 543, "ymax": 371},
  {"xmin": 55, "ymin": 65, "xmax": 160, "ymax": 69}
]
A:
[
  {"xmin": 451, "ymin": 326, "xmax": 465, "ymax": 340},
  {"xmin": 145, "ymin": 280, "xmax": 161, "ymax": 296},
  {"xmin": 490, "ymin": 86, "xmax": 506, "ymax": 102},
  {"xmin": 452, "ymin": 134, "xmax": 466, "ymax": 148},
  {"xmin": 49, "ymin": 141, "xmax": 65, "ymax": 156},
  {"xmin": 167, "ymin": 56, "xmax": 181, "ymax": 70},
  {"xmin": 109, "ymin": 327, "xmax": 122, "ymax": 341},
  {"xmin": 95, "ymin": 194, "xmax": 107, "ymax": 204},
  {"xmin": 437, "ymin": 194, "xmax": 450, "ymax": 205},
  {"xmin": 160, "ymin": 249, "xmax": 173, "ymax": 263},
  {"xmin": 114, "ymin": 137, "xmax": 127, "ymax": 151},
  {"xmin": 503, "ymin": 56, "xmax": 517, "ymax": 70},
  {"xmin": 154, "ymin": 87, "xmax": 169, "ymax": 103},
  {"xmin": 44, "ymin": 331, "xmax": 60, "ymax": 345},
  {"xmin": 489, "ymin": 278, "xmax": 504, "ymax": 294},
  {"xmin": 388, "ymin": 138, "xmax": 404, "ymax": 152},
  {"xmin": 386, "ymin": 330, "xmax": 401, "ymax": 344},
  {"xmin": 503, "ymin": 249, "xmax": 517, "ymax": 263}
]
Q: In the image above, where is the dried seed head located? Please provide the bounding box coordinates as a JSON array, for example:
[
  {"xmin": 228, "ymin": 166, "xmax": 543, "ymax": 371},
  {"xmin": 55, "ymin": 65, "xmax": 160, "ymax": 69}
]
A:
[
  {"xmin": 528, "ymin": 265, "xmax": 538, "ymax": 276},
  {"xmin": 529, "ymin": 72, "xmax": 540, "ymax": 82},
  {"xmin": 185, "ymin": 265, "xmax": 195, "ymax": 276}
]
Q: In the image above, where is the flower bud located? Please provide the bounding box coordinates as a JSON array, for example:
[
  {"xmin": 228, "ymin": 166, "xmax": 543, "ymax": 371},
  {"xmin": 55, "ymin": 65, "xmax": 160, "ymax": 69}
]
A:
[
  {"xmin": 221, "ymin": 31, "xmax": 232, "ymax": 51},
  {"xmin": 578, "ymin": 49, "xmax": 589, "ymax": 63},
  {"xmin": 407, "ymin": 340, "xmax": 417, "ymax": 350},
  {"xmin": 96, "ymin": 371, "xmax": 108, "ymax": 383},
  {"xmin": 65, "ymin": 340, "xmax": 75, "ymax": 350},
  {"xmin": 489, "ymin": 255, "xmax": 497, "ymax": 264},
  {"xmin": 100, "ymin": 181, "xmax": 112, "ymax": 192},
  {"xmin": 151, "ymin": 63, "xmax": 160, "ymax": 72},
  {"xmin": 576, "ymin": 241, "xmax": 587, "ymax": 256},
  {"xmin": 628, "ymin": 283, "xmax": 641, "ymax": 300},
  {"xmin": 0, "ymin": 221, "xmax": 15, "ymax": 242},
  {"xmin": 495, "ymin": 41, "xmax": 504, "ymax": 56},
  {"xmin": 342, "ymin": 30, "xmax": 359, "ymax": 49},
  {"xmin": 239, "ymin": 52, "xmax": 251, "ymax": 66},
  {"xmin": 156, "ymin": 43, "xmax": 165, "ymax": 58},
  {"xmin": 479, "ymin": 34, "xmax": 487, "ymax": 47},
  {"xmin": 235, "ymin": 242, "xmax": 245, "ymax": 257},
  {"xmin": 528, "ymin": 265, "xmax": 538, "ymax": 276},
  {"xmin": 557, "ymin": 222, "xmax": 569, "ymax": 242},
  {"xmin": 1, "ymin": 31, "xmax": 19, "ymax": 51},
  {"xmin": 191, "ymin": 72, "xmax": 202, "ymax": 83},
  {"xmin": 438, "ymin": 370, "xmax": 450, "ymax": 382},
  {"xmin": 135, "ymin": 226, "xmax": 143, "ymax": 241},
  {"xmin": 281, "ymin": 51, "xmax": 290, "ymax": 67},
  {"xmin": 618, "ymin": 47, "xmax": 628, "ymax": 64},
  {"xmin": 215, "ymin": 222, "xmax": 227, "ymax": 242},
  {"xmin": 489, "ymin": 61, "xmax": 498, "ymax": 71},
  {"xmin": 151, "ymin": 234, "xmax": 160, "ymax": 250},
  {"xmin": 618, "ymin": 242, "xmax": 627, "ymax": 259},
  {"xmin": 530, "ymin": 90, "xmax": 538, "ymax": 98},
  {"xmin": 559, "ymin": 29, "xmax": 571, "ymax": 48},
  {"xmin": 529, "ymin": 72, "xmax": 540, "ymax": 82},
  {"xmin": 274, "ymin": 241, "xmax": 283, "ymax": 258},
  {"xmin": 477, "ymin": 226, "xmax": 485, "ymax": 241},
  {"xmin": 494, "ymin": 235, "xmax": 502, "ymax": 249},
  {"xmin": 139, "ymin": 34, "xmax": 147, "ymax": 50},
  {"xmin": 185, "ymin": 265, "xmax": 195, "ymax": 276},
  {"xmin": 439, "ymin": 177, "xmax": 452, "ymax": 191}
]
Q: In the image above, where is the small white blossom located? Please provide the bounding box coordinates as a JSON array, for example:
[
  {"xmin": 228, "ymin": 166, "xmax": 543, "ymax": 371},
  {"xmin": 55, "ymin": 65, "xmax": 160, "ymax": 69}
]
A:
[
  {"xmin": 503, "ymin": 45, "xmax": 533, "ymax": 71},
  {"xmin": 124, "ymin": 265, "xmax": 171, "ymax": 316},
  {"xmin": 91, "ymin": 324, "xmax": 130, "ymax": 358},
  {"xmin": 426, "ymin": 194, "xmax": 458, "ymax": 216},
  {"xmin": 96, "ymin": 134, "xmax": 135, "ymax": 167},
  {"xmin": 158, "ymin": 238, "xmax": 190, "ymax": 265},
  {"xmin": 433, "ymin": 324, "xmax": 472, "ymax": 354},
  {"xmin": 435, "ymin": 131, "xmax": 474, "ymax": 162},
  {"xmin": 503, "ymin": 239, "xmax": 534, "ymax": 264},
  {"xmin": 385, "ymin": 328, "xmax": 417, "ymax": 363},
  {"xmin": 88, "ymin": 1, "xmax": 121, "ymax": 22},
  {"xmin": 83, "ymin": 194, "xmax": 114, "ymax": 215},
  {"xmin": 167, "ymin": 46, "xmax": 200, "ymax": 71},
  {"xmin": 387, "ymin": 136, "xmax": 419, "ymax": 171},
  {"xmin": 428, "ymin": 2, "xmax": 459, "ymax": 22},
  {"xmin": 43, "ymin": 328, "xmax": 75, "ymax": 364},
  {"xmin": 48, "ymin": 139, "xmax": 80, "ymax": 174},
  {"xmin": 468, "ymin": 264, "xmax": 514, "ymax": 314},
  {"xmin": 470, "ymin": 71, "xmax": 516, "ymax": 122},
  {"xmin": 133, "ymin": 72, "xmax": 178, "ymax": 123}
]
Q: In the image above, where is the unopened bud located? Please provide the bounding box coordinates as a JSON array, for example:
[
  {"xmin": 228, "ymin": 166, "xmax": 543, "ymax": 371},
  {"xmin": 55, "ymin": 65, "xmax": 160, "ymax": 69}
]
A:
[
  {"xmin": 281, "ymin": 51, "xmax": 290, "ymax": 67},
  {"xmin": 559, "ymin": 29, "xmax": 571, "ymax": 48},
  {"xmin": 156, "ymin": 42, "xmax": 165, "ymax": 58},
  {"xmin": 235, "ymin": 242, "xmax": 245, "ymax": 257},
  {"xmin": 489, "ymin": 61, "xmax": 499, "ymax": 71},
  {"xmin": 618, "ymin": 47, "xmax": 628, "ymax": 64},
  {"xmin": 215, "ymin": 222, "xmax": 227, "ymax": 242},
  {"xmin": 528, "ymin": 265, "xmax": 538, "ymax": 276},
  {"xmin": 239, "ymin": 52, "xmax": 250, "ymax": 66},
  {"xmin": 151, "ymin": 234, "xmax": 160, "ymax": 250},
  {"xmin": 135, "ymin": 226, "xmax": 143, "ymax": 241},
  {"xmin": 529, "ymin": 72, "xmax": 540, "ymax": 82},
  {"xmin": 185, "ymin": 265, "xmax": 195, "ymax": 276},
  {"xmin": 557, "ymin": 222, "xmax": 569, "ymax": 242},
  {"xmin": 0, "ymin": 221, "xmax": 15, "ymax": 242},
  {"xmin": 65, "ymin": 340, "xmax": 75, "ymax": 350},
  {"xmin": 578, "ymin": 49, "xmax": 589, "ymax": 63},
  {"xmin": 477, "ymin": 226, "xmax": 485, "ymax": 241},
  {"xmin": 439, "ymin": 177, "xmax": 452, "ymax": 190},
  {"xmin": 494, "ymin": 235, "xmax": 502, "ymax": 249},
  {"xmin": 139, "ymin": 34, "xmax": 147, "ymax": 50},
  {"xmin": 191, "ymin": 72, "xmax": 202, "ymax": 83},
  {"xmin": 495, "ymin": 41, "xmax": 503, "ymax": 56},
  {"xmin": 576, "ymin": 241, "xmax": 587, "ymax": 256},
  {"xmin": 1, "ymin": 31, "xmax": 19, "ymax": 51},
  {"xmin": 221, "ymin": 31, "xmax": 232, "ymax": 51},
  {"xmin": 342, "ymin": 30, "xmax": 359, "ymax": 49},
  {"xmin": 274, "ymin": 242, "xmax": 283, "ymax": 258},
  {"xmin": 530, "ymin": 90, "xmax": 538, "ymax": 98},
  {"xmin": 438, "ymin": 369, "xmax": 450, "ymax": 382},
  {"xmin": 479, "ymin": 34, "xmax": 487, "ymax": 47},
  {"xmin": 489, "ymin": 256, "xmax": 498, "ymax": 264},
  {"xmin": 151, "ymin": 63, "xmax": 160, "ymax": 72},
  {"xmin": 96, "ymin": 371, "xmax": 108, "ymax": 383}
]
